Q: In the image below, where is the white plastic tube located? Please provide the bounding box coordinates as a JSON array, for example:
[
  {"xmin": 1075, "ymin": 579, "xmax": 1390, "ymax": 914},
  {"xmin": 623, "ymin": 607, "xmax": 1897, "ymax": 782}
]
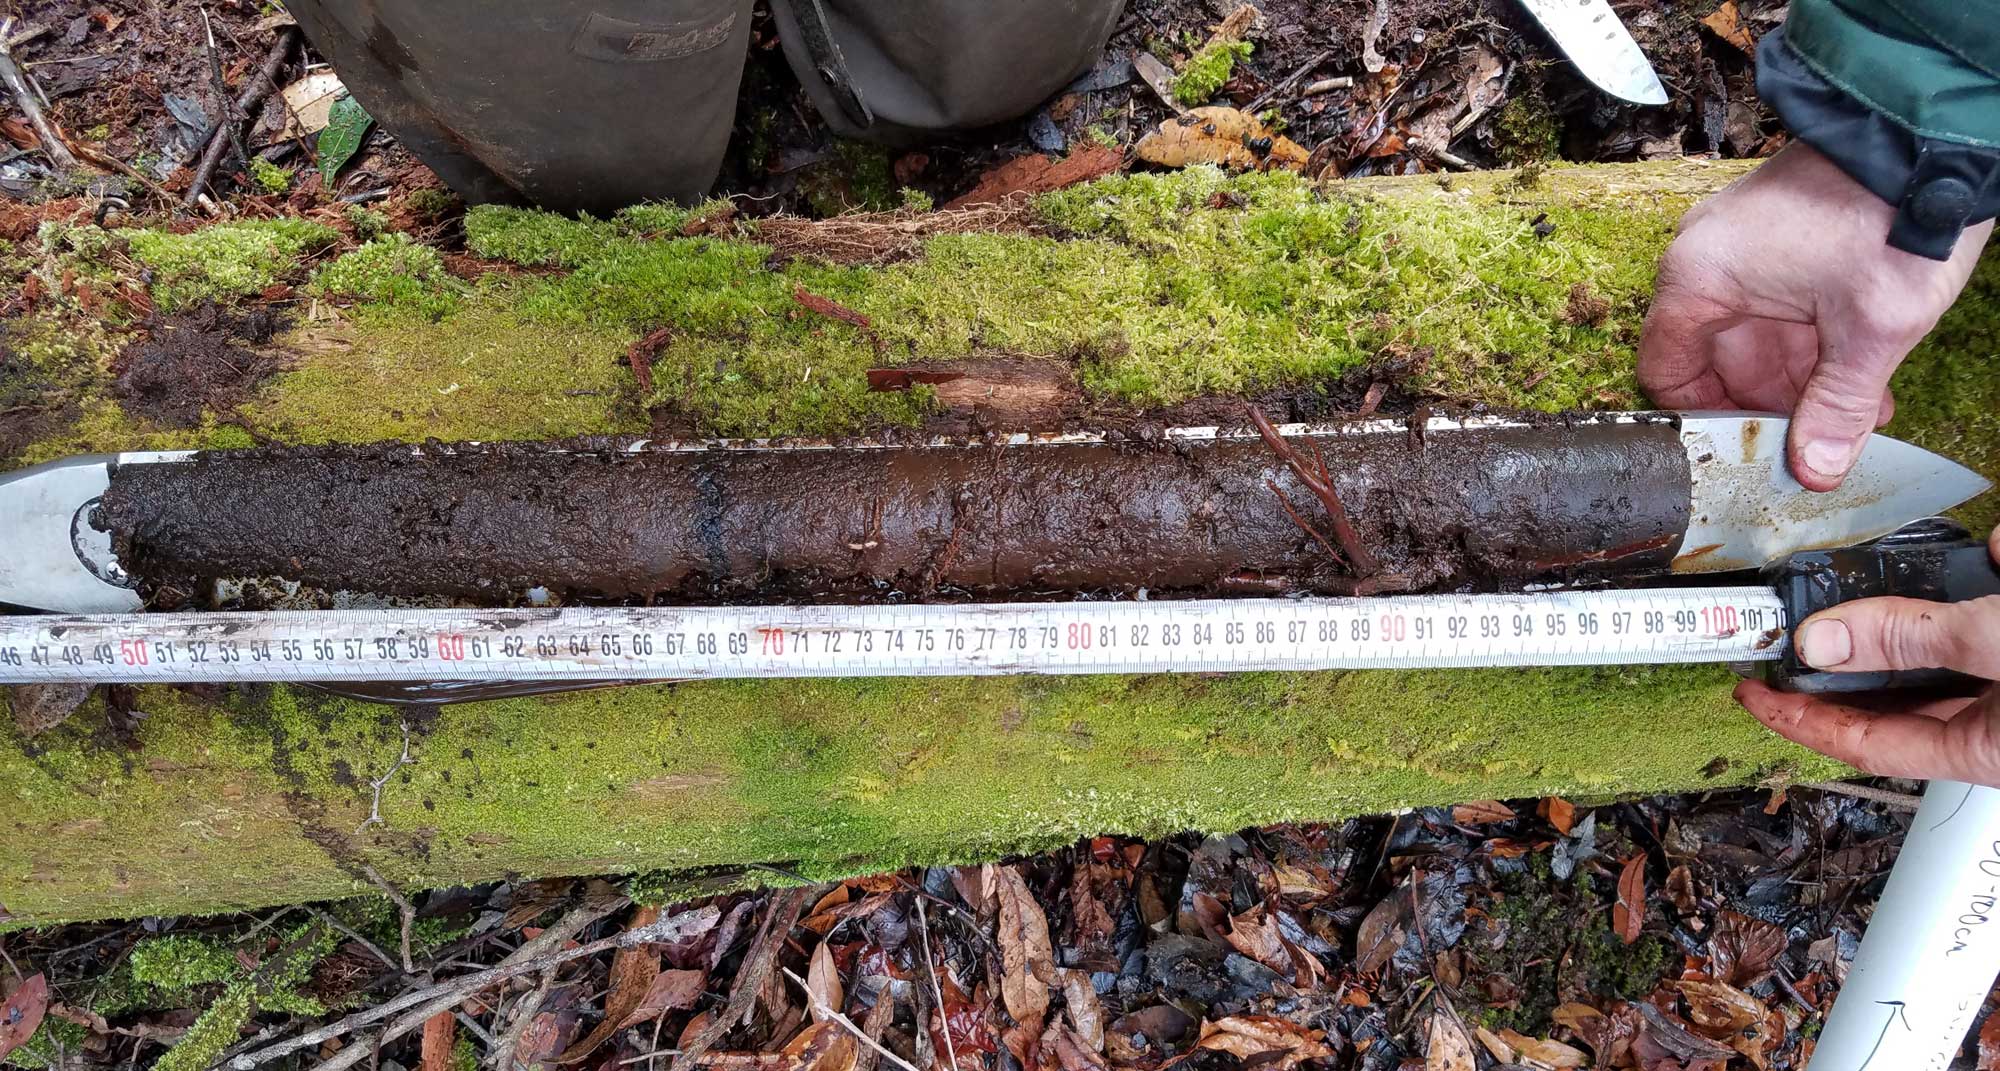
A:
[{"xmin": 1812, "ymin": 782, "xmax": 2000, "ymax": 1069}]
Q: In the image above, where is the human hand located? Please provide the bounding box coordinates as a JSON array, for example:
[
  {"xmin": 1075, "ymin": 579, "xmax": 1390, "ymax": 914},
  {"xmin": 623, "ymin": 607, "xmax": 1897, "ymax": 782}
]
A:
[
  {"xmin": 1736, "ymin": 530, "xmax": 2000, "ymax": 784},
  {"xmin": 1637, "ymin": 142, "xmax": 1993, "ymax": 491}
]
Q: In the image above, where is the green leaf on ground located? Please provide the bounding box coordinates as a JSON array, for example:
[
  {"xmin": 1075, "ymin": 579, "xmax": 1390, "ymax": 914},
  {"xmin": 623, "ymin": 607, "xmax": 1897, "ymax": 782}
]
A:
[{"xmin": 318, "ymin": 94, "xmax": 374, "ymax": 183}]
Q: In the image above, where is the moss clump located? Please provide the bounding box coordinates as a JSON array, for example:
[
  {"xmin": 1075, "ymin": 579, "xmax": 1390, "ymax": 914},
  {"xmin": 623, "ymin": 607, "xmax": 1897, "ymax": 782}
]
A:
[
  {"xmin": 1495, "ymin": 87, "xmax": 1563, "ymax": 166},
  {"xmin": 129, "ymin": 934, "xmax": 239, "ymax": 995},
  {"xmin": 801, "ymin": 141, "xmax": 898, "ymax": 217},
  {"xmin": 122, "ymin": 219, "xmax": 339, "ymax": 312},
  {"xmin": 1476, "ymin": 859, "xmax": 1673, "ymax": 1033},
  {"xmin": 405, "ymin": 187, "xmax": 461, "ymax": 223},
  {"xmin": 344, "ymin": 204, "xmax": 388, "ymax": 241},
  {"xmin": 249, "ymin": 158, "xmax": 293, "ymax": 195},
  {"xmin": 464, "ymin": 206, "xmax": 621, "ymax": 268},
  {"xmin": 1174, "ymin": 40, "xmax": 1253, "ymax": 106},
  {"xmin": 311, "ymin": 234, "xmax": 463, "ymax": 320},
  {"xmin": 152, "ymin": 984, "xmax": 254, "ymax": 1071},
  {"xmin": 1, "ymin": 1019, "xmax": 88, "ymax": 1069}
]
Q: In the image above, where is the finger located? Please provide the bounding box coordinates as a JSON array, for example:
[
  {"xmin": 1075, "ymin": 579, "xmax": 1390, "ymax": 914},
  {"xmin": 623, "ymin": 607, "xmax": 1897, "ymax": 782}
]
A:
[
  {"xmin": 1794, "ymin": 596, "xmax": 2000, "ymax": 679},
  {"xmin": 1738, "ymin": 680, "xmax": 2000, "ymax": 782},
  {"xmin": 1789, "ymin": 338, "xmax": 1908, "ymax": 491}
]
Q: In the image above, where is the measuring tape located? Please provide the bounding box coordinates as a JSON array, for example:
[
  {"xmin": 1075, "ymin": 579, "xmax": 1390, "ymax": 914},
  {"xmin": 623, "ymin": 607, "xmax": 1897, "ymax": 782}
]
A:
[{"xmin": 0, "ymin": 586, "xmax": 1787, "ymax": 684}]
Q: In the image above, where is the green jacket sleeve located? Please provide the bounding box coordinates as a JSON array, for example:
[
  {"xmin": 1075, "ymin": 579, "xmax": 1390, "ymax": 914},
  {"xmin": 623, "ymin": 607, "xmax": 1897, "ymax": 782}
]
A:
[{"xmin": 1758, "ymin": 0, "xmax": 2000, "ymax": 259}]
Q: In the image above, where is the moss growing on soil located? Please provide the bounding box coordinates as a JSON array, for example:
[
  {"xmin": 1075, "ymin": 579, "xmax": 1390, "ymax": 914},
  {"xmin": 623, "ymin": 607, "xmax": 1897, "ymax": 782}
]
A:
[
  {"xmin": 3, "ymin": 160, "xmax": 1995, "ymax": 923},
  {"xmin": 1475, "ymin": 858, "xmax": 1673, "ymax": 1033},
  {"xmin": 311, "ymin": 233, "xmax": 463, "ymax": 320},
  {"xmin": 1494, "ymin": 86, "xmax": 1563, "ymax": 166},
  {"xmin": 1175, "ymin": 39, "xmax": 1253, "ymax": 105},
  {"xmin": 122, "ymin": 219, "xmax": 339, "ymax": 313}
]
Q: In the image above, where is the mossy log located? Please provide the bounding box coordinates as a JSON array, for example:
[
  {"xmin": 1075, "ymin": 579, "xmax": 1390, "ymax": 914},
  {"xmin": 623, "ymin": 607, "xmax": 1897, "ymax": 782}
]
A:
[{"xmin": 4, "ymin": 159, "xmax": 1996, "ymax": 926}]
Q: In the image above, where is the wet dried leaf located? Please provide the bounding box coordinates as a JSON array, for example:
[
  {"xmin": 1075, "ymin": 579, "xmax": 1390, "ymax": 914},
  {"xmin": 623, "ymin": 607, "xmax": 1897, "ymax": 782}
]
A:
[
  {"xmin": 994, "ymin": 865, "xmax": 1057, "ymax": 1024},
  {"xmin": 1541, "ymin": 797, "xmax": 1577, "ymax": 836},
  {"xmin": 1633, "ymin": 1001, "xmax": 1738, "ymax": 1064},
  {"xmin": 1223, "ymin": 905, "xmax": 1290, "ymax": 976},
  {"xmin": 620, "ymin": 969, "xmax": 708, "ymax": 1028},
  {"xmin": 1614, "ymin": 854, "xmax": 1646, "ymax": 945},
  {"xmin": 1496, "ymin": 1030, "xmax": 1586, "ymax": 1069},
  {"xmin": 1978, "ymin": 1009, "xmax": 2000, "ymax": 1070},
  {"xmin": 1701, "ymin": 2, "xmax": 1758, "ymax": 53},
  {"xmin": 807, "ymin": 942, "xmax": 843, "ymax": 1023},
  {"xmin": 941, "ymin": 145, "xmax": 1124, "ymax": 210},
  {"xmin": 1665, "ymin": 865, "xmax": 1698, "ymax": 915},
  {"xmin": 1451, "ymin": 800, "xmax": 1515, "ymax": 825},
  {"xmin": 1354, "ymin": 890, "xmax": 1406, "ymax": 974},
  {"xmin": 1472, "ymin": 1025, "xmax": 1514, "ymax": 1063},
  {"xmin": 1048, "ymin": 1023, "xmax": 1110, "ymax": 1071},
  {"xmin": 1426, "ymin": 1007, "xmax": 1475, "ymax": 1071},
  {"xmin": 1135, "ymin": 107, "xmax": 1309, "ymax": 172},
  {"xmin": 0, "ymin": 975, "xmax": 48, "ymax": 1064},
  {"xmin": 1059, "ymin": 970, "xmax": 1104, "ymax": 1052},
  {"xmin": 1555, "ymin": 1003, "xmax": 1637, "ymax": 1068},
  {"xmin": 419, "ymin": 1011, "xmax": 455, "ymax": 1071},
  {"xmin": 782, "ymin": 1021, "xmax": 859, "ymax": 1071},
  {"xmin": 559, "ymin": 905, "xmax": 661, "ymax": 1063},
  {"xmin": 1677, "ymin": 980, "xmax": 1765, "ymax": 1035},
  {"xmin": 1709, "ymin": 911, "xmax": 1786, "ymax": 987},
  {"xmin": 1191, "ymin": 1016, "xmax": 1332, "ymax": 1070}
]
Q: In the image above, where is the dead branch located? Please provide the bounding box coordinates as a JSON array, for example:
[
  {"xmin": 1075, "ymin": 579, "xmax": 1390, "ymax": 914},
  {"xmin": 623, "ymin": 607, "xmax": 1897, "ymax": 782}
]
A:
[
  {"xmin": 222, "ymin": 896, "xmax": 700, "ymax": 1071},
  {"xmin": 1246, "ymin": 404, "xmax": 1379, "ymax": 577},
  {"xmin": 671, "ymin": 888, "xmax": 810, "ymax": 1071},
  {"xmin": 357, "ymin": 718, "xmax": 416, "ymax": 835},
  {"xmin": 0, "ymin": 17, "xmax": 79, "ymax": 170},
  {"xmin": 1266, "ymin": 480, "xmax": 1345, "ymax": 567},
  {"xmin": 914, "ymin": 898, "xmax": 960, "ymax": 1071},
  {"xmin": 183, "ymin": 25, "xmax": 297, "ymax": 208},
  {"xmin": 359, "ymin": 863, "xmax": 418, "ymax": 973}
]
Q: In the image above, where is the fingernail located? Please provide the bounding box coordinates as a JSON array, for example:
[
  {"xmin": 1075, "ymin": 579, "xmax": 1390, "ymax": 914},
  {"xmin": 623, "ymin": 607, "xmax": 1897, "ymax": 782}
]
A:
[
  {"xmin": 1801, "ymin": 438, "xmax": 1852, "ymax": 478},
  {"xmin": 1799, "ymin": 619, "xmax": 1852, "ymax": 668}
]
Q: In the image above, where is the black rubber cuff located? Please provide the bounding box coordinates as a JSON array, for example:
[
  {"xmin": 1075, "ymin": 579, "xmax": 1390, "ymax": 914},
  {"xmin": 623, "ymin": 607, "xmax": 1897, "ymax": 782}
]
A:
[{"xmin": 1757, "ymin": 32, "xmax": 2000, "ymax": 261}]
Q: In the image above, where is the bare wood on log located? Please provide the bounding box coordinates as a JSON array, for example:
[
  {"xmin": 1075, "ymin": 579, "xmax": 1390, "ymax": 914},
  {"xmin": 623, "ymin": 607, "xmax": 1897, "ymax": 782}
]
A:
[
  {"xmin": 0, "ymin": 18, "xmax": 79, "ymax": 171},
  {"xmin": 1245, "ymin": 404, "xmax": 1380, "ymax": 577},
  {"xmin": 184, "ymin": 26, "xmax": 297, "ymax": 208}
]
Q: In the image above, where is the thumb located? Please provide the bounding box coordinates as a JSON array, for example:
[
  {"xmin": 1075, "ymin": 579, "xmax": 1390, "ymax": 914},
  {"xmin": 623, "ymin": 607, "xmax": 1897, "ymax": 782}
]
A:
[
  {"xmin": 1788, "ymin": 338, "xmax": 1906, "ymax": 491},
  {"xmin": 1794, "ymin": 596, "xmax": 2000, "ymax": 680}
]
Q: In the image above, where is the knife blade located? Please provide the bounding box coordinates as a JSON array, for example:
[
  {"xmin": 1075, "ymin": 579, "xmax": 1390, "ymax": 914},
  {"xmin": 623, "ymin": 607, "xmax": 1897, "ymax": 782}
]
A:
[{"xmin": 1517, "ymin": 0, "xmax": 1670, "ymax": 106}]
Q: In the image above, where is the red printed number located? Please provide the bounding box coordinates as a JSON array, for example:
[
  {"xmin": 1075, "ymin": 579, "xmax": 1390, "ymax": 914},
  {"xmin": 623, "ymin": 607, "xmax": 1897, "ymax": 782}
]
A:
[{"xmin": 118, "ymin": 639, "xmax": 148, "ymax": 666}]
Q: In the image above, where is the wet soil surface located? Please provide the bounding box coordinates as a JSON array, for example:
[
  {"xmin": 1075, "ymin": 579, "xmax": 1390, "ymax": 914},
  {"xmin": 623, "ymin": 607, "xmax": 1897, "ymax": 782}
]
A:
[
  {"xmin": 97, "ymin": 416, "xmax": 1690, "ymax": 606},
  {"xmin": 110, "ymin": 302, "xmax": 285, "ymax": 428}
]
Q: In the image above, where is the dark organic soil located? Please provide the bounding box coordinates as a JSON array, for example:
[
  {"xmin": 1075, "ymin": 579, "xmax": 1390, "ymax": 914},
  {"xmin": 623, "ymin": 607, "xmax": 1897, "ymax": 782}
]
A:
[
  {"xmin": 97, "ymin": 417, "xmax": 1690, "ymax": 605},
  {"xmin": 110, "ymin": 302, "xmax": 285, "ymax": 427}
]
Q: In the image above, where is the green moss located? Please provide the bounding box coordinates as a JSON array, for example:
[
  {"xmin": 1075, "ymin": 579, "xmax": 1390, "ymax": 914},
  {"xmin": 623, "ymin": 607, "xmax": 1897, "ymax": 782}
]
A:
[
  {"xmin": 310, "ymin": 234, "xmax": 463, "ymax": 320},
  {"xmin": 1495, "ymin": 87, "xmax": 1563, "ymax": 166},
  {"xmin": 129, "ymin": 934, "xmax": 239, "ymax": 995},
  {"xmin": 122, "ymin": 219, "xmax": 340, "ymax": 313},
  {"xmin": 152, "ymin": 983, "xmax": 253, "ymax": 1071},
  {"xmin": 406, "ymin": 187, "xmax": 461, "ymax": 223},
  {"xmin": 464, "ymin": 206, "xmax": 620, "ymax": 268},
  {"xmin": 1, "ymin": 1018, "xmax": 87, "ymax": 1069},
  {"xmin": 1478, "ymin": 863, "xmax": 1672, "ymax": 1033},
  {"xmin": 344, "ymin": 204, "xmax": 388, "ymax": 241},
  {"xmin": 249, "ymin": 158, "xmax": 293, "ymax": 195},
  {"xmin": 801, "ymin": 141, "xmax": 898, "ymax": 217},
  {"xmin": 1174, "ymin": 40, "xmax": 1253, "ymax": 106}
]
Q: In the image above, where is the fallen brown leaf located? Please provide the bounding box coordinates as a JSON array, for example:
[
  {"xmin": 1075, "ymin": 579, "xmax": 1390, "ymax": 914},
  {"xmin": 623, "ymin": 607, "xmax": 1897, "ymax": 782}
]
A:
[
  {"xmin": 1354, "ymin": 890, "xmax": 1406, "ymax": 974},
  {"xmin": 1709, "ymin": 910, "xmax": 1786, "ymax": 987},
  {"xmin": 1047, "ymin": 1022, "xmax": 1110, "ymax": 1071},
  {"xmin": 941, "ymin": 144, "xmax": 1124, "ymax": 210},
  {"xmin": 419, "ymin": 1011, "xmax": 455, "ymax": 1071},
  {"xmin": 560, "ymin": 905, "xmax": 662, "ymax": 1063},
  {"xmin": 1496, "ymin": 1029, "xmax": 1586, "ymax": 1069},
  {"xmin": 1190, "ymin": 1016, "xmax": 1332, "ymax": 1070},
  {"xmin": 1677, "ymin": 979, "xmax": 1765, "ymax": 1035},
  {"xmin": 0, "ymin": 975, "xmax": 48, "ymax": 1065},
  {"xmin": 1614, "ymin": 853, "xmax": 1646, "ymax": 945},
  {"xmin": 1472, "ymin": 1025, "xmax": 1515, "ymax": 1063},
  {"xmin": 1135, "ymin": 107, "xmax": 1309, "ymax": 172},
  {"xmin": 806, "ymin": 942, "xmax": 843, "ymax": 1023},
  {"xmin": 1541, "ymin": 797, "xmax": 1577, "ymax": 835},
  {"xmin": 994, "ymin": 865, "xmax": 1058, "ymax": 1024},
  {"xmin": 1059, "ymin": 969, "xmax": 1104, "ymax": 1052},
  {"xmin": 782, "ymin": 1021, "xmax": 859, "ymax": 1071},
  {"xmin": 1451, "ymin": 800, "xmax": 1515, "ymax": 825},
  {"xmin": 1701, "ymin": 2, "xmax": 1758, "ymax": 53},
  {"xmin": 619, "ymin": 969, "xmax": 708, "ymax": 1028},
  {"xmin": 1426, "ymin": 1006, "xmax": 1475, "ymax": 1071}
]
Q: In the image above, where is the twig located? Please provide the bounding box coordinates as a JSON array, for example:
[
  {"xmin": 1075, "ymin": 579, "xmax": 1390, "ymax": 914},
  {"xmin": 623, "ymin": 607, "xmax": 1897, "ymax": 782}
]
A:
[
  {"xmin": 200, "ymin": 9, "xmax": 250, "ymax": 175},
  {"xmin": 1246, "ymin": 404, "xmax": 1379, "ymax": 576},
  {"xmin": 359, "ymin": 863, "xmax": 418, "ymax": 973},
  {"xmin": 486, "ymin": 967, "xmax": 559, "ymax": 1071},
  {"xmin": 1806, "ymin": 780, "xmax": 1924, "ymax": 813},
  {"xmin": 183, "ymin": 25, "xmax": 296, "ymax": 208},
  {"xmin": 1301, "ymin": 76, "xmax": 1354, "ymax": 97},
  {"xmin": 0, "ymin": 17, "xmax": 78, "ymax": 170},
  {"xmin": 357, "ymin": 718, "xmax": 416, "ymax": 834},
  {"xmin": 914, "ymin": 898, "xmax": 960, "ymax": 1071},
  {"xmin": 1246, "ymin": 47, "xmax": 1337, "ymax": 114},
  {"xmin": 672, "ymin": 888, "xmax": 809, "ymax": 1070},
  {"xmin": 223, "ymin": 898, "xmax": 692, "ymax": 1071},
  {"xmin": 1266, "ymin": 480, "xmax": 1345, "ymax": 567},
  {"xmin": 780, "ymin": 969, "xmax": 922, "ymax": 1071},
  {"xmin": 305, "ymin": 906, "xmax": 398, "ymax": 972}
]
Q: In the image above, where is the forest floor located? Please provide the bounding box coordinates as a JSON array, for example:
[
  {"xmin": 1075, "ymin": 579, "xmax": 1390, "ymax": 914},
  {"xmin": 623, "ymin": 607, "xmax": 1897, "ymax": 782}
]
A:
[{"xmin": 2, "ymin": 0, "xmax": 1976, "ymax": 1069}]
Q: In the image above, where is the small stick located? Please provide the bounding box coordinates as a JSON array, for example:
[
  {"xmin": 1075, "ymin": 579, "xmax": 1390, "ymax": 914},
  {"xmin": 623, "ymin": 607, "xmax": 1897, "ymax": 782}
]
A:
[
  {"xmin": 0, "ymin": 17, "xmax": 78, "ymax": 170},
  {"xmin": 1266, "ymin": 480, "xmax": 1344, "ymax": 566},
  {"xmin": 200, "ymin": 9, "xmax": 251, "ymax": 175},
  {"xmin": 780, "ymin": 969, "xmax": 923, "ymax": 1071},
  {"xmin": 1246, "ymin": 405, "xmax": 1379, "ymax": 576},
  {"xmin": 914, "ymin": 898, "xmax": 960, "ymax": 1071},
  {"xmin": 1246, "ymin": 47, "xmax": 1337, "ymax": 114},
  {"xmin": 357, "ymin": 718, "xmax": 416, "ymax": 834},
  {"xmin": 304, "ymin": 905, "xmax": 398, "ymax": 972},
  {"xmin": 183, "ymin": 25, "xmax": 296, "ymax": 208},
  {"xmin": 1806, "ymin": 780, "xmax": 1924, "ymax": 813},
  {"xmin": 359, "ymin": 862, "xmax": 418, "ymax": 973}
]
